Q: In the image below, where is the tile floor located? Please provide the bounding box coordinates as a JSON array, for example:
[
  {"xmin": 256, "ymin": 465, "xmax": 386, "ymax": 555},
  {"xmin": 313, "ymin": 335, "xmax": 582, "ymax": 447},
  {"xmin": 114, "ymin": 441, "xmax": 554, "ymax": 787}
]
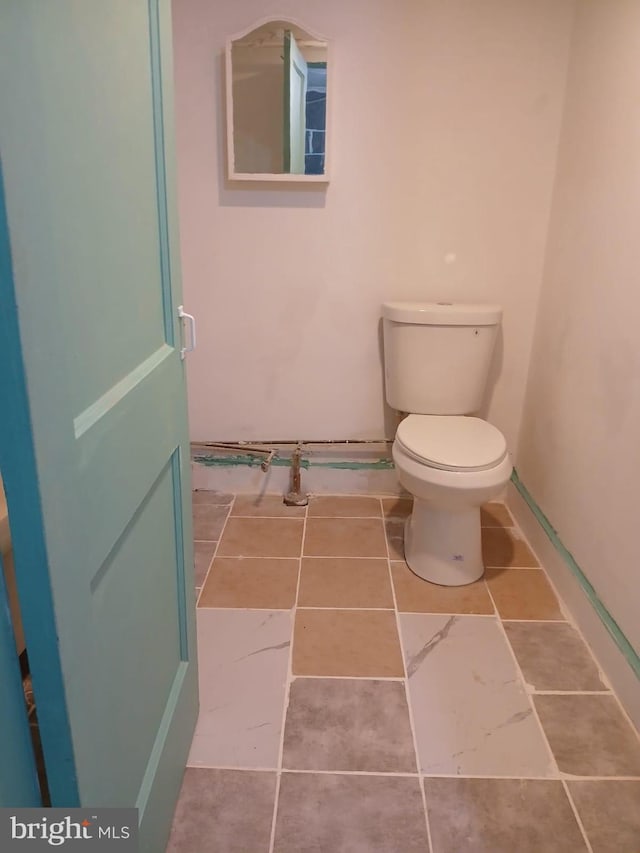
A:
[{"xmin": 168, "ymin": 492, "xmax": 640, "ymax": 853}]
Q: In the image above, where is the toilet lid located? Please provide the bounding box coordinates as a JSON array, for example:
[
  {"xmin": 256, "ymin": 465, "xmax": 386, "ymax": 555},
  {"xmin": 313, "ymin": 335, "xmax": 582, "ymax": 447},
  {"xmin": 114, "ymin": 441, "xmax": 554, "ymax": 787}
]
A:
[{"xmin": 396, "ymin": 415, "xmax": 507, "ymax": 471}]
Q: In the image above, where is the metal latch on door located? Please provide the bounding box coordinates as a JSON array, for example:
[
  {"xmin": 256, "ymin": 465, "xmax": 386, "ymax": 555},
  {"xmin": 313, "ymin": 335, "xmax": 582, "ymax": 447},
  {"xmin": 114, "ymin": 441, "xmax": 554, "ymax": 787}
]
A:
[{"xmin": 177, "ymin": 306, "xmax": 197, "ymax": 359}]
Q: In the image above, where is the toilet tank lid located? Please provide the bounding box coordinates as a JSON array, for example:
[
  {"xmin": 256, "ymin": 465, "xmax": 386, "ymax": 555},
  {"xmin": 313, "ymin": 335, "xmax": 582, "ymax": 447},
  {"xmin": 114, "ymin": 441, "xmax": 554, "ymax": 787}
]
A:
[{"xmin": 382, "ymin": 302, "xmax": 502, "ymax": 325}]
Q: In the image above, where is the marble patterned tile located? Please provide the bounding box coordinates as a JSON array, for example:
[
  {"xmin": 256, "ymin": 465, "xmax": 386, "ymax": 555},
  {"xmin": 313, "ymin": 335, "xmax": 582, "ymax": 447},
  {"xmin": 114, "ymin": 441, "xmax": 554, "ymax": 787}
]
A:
[
  {"xmin": 567, "ymin": 781, "xmax": 640, "ymax": 853},
  {"xmin": 504, "ymin": 621, "xmax": 607, "ymax": 691},
  {"xmin": 188, "ymin": 609, "xmax": 291, "ymax": 769},
  {"xmin": 425, "ymin": 778, "xmax": 587, "ymax": 853},
  {"xmin": 282, "ymin": 678, "xmax": 416, "ymax": 772},
  {"xmin": 167, "ymin": 768, "xmax": 276, "ymax": 853},
  {"xmin": 534, "ymin": 694, "xmax": 640, "ymax": 776},
  {"xmin": 273, "ymin": 773, "xmax": 429, "ymax": 853},
  {"xmin": 400, "ymin": 614, "xmax": 554, "ymax": 776}
]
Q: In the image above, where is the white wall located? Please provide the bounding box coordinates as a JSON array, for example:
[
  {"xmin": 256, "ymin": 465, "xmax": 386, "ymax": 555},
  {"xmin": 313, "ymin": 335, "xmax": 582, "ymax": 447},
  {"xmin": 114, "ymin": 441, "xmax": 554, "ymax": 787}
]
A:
[
  {"xmin": 516, "ymin": 0, "xmax": 640, "ymax": 657},
  {"xmin": 172, "ymin": 0, "xmax": 575, "ymax": 444}
]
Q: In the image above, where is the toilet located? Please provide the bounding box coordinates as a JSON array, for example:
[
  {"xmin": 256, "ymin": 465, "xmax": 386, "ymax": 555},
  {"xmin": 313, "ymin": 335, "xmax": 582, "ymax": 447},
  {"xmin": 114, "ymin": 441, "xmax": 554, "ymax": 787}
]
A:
[{"xmin": 382, "ymin": 301, "xmax": 512, "ymax": 586}]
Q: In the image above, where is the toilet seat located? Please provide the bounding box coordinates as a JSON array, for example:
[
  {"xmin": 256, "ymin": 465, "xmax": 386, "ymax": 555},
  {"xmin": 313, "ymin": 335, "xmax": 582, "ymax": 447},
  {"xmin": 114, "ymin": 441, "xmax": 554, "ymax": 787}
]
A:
[{"xmin": 395, "ymin": 415, "xmax": 507, "ymax": 472}]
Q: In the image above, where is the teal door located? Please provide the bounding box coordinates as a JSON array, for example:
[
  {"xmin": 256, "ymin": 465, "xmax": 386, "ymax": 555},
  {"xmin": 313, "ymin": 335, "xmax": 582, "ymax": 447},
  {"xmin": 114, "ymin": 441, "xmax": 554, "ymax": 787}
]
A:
[{"xmin": 0, "ymin": 2, "xmax": 197, "ymax": 850}]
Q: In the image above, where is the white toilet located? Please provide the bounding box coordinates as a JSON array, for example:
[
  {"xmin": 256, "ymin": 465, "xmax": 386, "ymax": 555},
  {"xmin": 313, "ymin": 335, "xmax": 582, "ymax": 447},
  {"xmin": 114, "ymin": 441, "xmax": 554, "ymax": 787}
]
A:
[{"xmin": 382, "ymin": 301, "xmax": 512, "ymax": 586}]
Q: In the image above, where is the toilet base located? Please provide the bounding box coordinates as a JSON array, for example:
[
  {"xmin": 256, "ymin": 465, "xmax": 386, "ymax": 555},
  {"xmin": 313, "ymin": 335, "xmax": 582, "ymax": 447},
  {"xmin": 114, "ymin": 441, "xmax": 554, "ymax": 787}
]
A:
[{"xmin": 404, "ymin": 500, "xmax": 484, "ymax": 586}]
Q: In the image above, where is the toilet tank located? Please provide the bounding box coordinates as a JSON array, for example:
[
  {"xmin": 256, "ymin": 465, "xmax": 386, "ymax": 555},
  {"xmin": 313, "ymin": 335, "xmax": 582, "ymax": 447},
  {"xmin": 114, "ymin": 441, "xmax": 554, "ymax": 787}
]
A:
[{"xmin": 382, "ymin": 302, "xmax": 502, "ymax": 414}]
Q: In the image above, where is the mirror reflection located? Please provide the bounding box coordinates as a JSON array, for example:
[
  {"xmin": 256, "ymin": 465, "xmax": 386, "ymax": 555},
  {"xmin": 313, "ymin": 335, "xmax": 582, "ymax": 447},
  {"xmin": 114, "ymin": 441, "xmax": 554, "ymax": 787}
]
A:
[{"xmin": 228, "ymin": 20, "xmax": 328, "ymax": 178}]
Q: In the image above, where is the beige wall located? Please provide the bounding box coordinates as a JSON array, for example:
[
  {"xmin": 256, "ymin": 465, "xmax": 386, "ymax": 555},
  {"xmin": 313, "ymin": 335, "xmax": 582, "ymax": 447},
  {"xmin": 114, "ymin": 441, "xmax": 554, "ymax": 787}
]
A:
[
  {"xmin": 516, "ymin": 0, "xmax": 640, "ymax": 655},
  {"xmin": 172, "ymin": 0, "xmax": 575, "ymax": 444}
]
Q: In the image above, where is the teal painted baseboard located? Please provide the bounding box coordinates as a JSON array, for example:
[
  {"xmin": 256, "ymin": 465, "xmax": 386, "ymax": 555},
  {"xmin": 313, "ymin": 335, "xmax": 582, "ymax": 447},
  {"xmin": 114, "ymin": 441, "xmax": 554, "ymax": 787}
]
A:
[
  {"xmin": 511, "ymin": 469, "xmax": 640, "ymax": 681},
  {"xmin": 193, "ymin": 453, "xmax": 395, "ymax": 471}
]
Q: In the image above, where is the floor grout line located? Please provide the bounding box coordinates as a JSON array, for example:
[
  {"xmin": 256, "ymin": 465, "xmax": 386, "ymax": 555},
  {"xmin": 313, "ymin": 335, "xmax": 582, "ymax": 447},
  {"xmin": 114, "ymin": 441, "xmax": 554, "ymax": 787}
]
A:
[
  {"xmin": 398, "ymin": 610, "xmax": 496, "ymax": 617},
  {"xmin": 186, "ymin": 763, "xmax": 279, "ymax": 773},
  {"xmin": 381, "ymin": 500, "xmax": 435, "ymax": 853},
  {"xmin": 229, "ymin": 515, "xmax": 309, "ymax": 520},
  {"xmin": 196, "ymin": 606, "xmax": 294, "ymax": 612},
  {"xmin": 194, "ymin": 499, "xmax": 235, "ymax": 607},
  {"xmin": 562, "ymin": 778, "xmax": 594, "ymax": 852},
  {"xmin": 500, "ymin": 617, "xmax": 570, "ymax": 623},
  {"xmin": 190, "ymin": 605, "xmax": 610, "ymax": 656},
  {"xmin": 214, "ymin": 554, "xmax": 397, "ymax": 561},
  {"xmin": 501, "ymin": 616, "xmax": 569, "ymax": 624},
  {"xmin": 306, "ymin": 515, "xmax": 386, "ymax": 520},
  {"xmin": 184, "ymin": 764, "xmax": 640, "ymax": 781},
  {"xmin": 204, "ymin": 555, "xmax": 301, "ymax": 559},
  {"xmin": 267, "ymin": 503, "xmax": 307, "ymax": 853},
  {"xmin": 194, "ymin": 604, "xmax": 582, "ymax": 622},
  {"xmin": 276, "ymin": 768, "xmax": 421, "ymax": 778},
  {"xmin": 295, "ymin": 605, "xmax": 395, "ymax": 611},
  {"xmin": 302, "ymin": 554, "xmax": 393, "ymax": 560},
  {"xmin": 289, "ymin": 674, "xmax": 406, "ymax": 682},
  {"xmin": 531, "ymin": 689, "xmax": 612, "ymax": 695},
  {"xmin": 557, "ymin": 774, "xmax": 640, "ymax": 781},
  {"xmin": 486, "ymin": 582, "xmax": 562, "ymax": 779}
]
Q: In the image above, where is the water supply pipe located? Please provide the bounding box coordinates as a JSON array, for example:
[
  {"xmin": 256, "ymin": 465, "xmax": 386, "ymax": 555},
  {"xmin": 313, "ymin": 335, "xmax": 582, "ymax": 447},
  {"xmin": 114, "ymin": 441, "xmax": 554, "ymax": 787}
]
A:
[
  {"xmin": 193, "ymin": 442, "xmax": 276, "ymax": 472},
  {"xmin": 284, "ymin": 444, "xmax": 308, "ymax": 506}
]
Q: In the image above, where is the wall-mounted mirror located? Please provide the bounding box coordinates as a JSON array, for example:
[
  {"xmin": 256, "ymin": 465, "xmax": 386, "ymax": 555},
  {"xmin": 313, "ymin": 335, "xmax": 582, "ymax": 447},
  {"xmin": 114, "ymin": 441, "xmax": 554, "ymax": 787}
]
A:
[{"xmin": 225, "ymin": 18, "xmax": 330, "ymax": 183}]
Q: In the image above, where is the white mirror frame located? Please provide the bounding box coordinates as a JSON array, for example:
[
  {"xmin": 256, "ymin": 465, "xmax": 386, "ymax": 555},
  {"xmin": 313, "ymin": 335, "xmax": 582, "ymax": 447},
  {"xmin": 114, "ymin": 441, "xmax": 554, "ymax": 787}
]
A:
[{"xmin": 225, "ymin": 16, "xmax": 331, "ymax": 183}]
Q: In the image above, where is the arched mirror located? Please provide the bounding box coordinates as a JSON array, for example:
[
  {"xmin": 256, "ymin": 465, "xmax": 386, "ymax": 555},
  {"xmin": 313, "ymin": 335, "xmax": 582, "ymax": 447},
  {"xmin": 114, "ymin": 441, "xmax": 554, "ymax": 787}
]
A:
[{"xmin": 225, "ymin": 18, "xmax": 330, "ymax": 182}]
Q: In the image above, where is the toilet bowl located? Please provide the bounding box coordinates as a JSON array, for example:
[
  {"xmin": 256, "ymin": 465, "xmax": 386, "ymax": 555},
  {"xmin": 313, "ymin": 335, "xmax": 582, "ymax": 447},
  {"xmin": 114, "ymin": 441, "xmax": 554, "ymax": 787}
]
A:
[{"xmin": 392, "ymin": 414, "xmax": 512, "ymax": 585}]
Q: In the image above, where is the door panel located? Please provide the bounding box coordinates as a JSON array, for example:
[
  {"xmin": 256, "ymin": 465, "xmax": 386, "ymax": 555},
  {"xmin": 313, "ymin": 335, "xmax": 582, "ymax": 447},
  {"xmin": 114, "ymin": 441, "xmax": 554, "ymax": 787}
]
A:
[
  {"xmin": 84, "ymin": 453, "xmax": 186, "ymax": 807},
  {"xmin": 0, "ymin": 2, "xmax": 197, "ymax": 850}
]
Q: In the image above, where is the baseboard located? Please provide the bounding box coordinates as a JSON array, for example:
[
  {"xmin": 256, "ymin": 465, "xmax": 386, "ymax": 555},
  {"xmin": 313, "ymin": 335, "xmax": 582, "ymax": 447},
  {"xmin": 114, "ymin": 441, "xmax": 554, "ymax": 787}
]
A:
[{"xmin": 507, "ymin": 477, "xmax": 640, "ymax": 731}]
